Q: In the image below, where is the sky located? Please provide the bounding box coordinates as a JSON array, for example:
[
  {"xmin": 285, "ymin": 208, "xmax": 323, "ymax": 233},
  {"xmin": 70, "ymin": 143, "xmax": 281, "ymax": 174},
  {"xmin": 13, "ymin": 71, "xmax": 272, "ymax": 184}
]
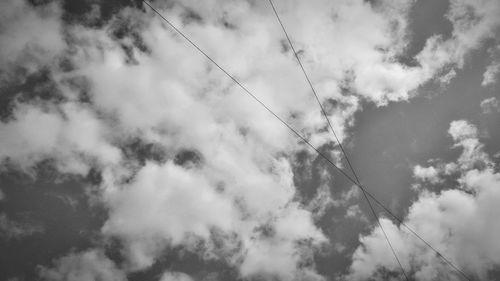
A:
[{"xmin": 0, "ymin": 0, "xmax": 499, "ymax": 281}]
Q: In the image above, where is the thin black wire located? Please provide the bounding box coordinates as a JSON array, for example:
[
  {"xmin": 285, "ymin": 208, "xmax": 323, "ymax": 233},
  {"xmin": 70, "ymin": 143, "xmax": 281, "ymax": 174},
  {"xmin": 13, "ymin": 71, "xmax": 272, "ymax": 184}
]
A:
[
  {"xmin": 267, "ymin": 1, "xmax": 409, "ymax": 280},
  {"xmin": 142, "ymin": 2, "xmax": 471, "ymax": 280}
]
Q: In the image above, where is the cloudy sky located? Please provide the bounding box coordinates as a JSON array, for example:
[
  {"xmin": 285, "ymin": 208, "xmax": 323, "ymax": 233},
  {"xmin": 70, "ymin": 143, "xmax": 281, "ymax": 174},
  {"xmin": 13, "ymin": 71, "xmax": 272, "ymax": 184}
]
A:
[{"xmin": 0, "ymin": 0, "xmax": 499, "ymax": 280}]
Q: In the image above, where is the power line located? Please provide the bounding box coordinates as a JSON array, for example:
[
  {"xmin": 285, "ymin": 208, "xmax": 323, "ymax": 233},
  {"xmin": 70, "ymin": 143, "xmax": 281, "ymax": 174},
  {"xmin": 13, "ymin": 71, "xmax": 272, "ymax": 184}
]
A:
[
  {"xmin": 141, "ymin": 1, "xmax": 471, "ymax": 281},
  {"xmin": 267, "ymin": 0, "xmax": 409, "ymax": 280}
]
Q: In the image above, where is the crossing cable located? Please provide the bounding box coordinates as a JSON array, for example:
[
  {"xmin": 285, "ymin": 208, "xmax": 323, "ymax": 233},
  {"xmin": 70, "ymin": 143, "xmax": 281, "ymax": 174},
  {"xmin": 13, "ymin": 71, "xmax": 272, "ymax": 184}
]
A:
[
  {"xmin": 267, "ymin": 0, "xmax": 409, "ymax": 279},
  {"xmin": 141, "ymin": 2, "xmax": 471, "ymax": 281},
  {"xmin": 267, "ymin": 1, "xmax": 471, "ymax": 280}
]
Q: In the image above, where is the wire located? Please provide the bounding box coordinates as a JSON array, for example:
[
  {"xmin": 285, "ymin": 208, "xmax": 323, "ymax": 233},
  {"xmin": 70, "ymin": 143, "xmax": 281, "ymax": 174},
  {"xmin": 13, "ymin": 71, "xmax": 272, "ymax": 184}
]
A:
[
  {"xmin": 142, "ymin": 1, "xmax": 471, "ymax": 281},
  {"xmin": 267, "ymin": 0, "xmax": 409, "ymax": 280}
]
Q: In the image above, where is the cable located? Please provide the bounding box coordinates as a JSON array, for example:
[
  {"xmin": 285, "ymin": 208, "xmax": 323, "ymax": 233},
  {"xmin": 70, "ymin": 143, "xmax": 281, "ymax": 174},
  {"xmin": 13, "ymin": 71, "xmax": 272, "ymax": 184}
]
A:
[
  {"xmin": 142, "ymin": 1, "xmax": 471, "ymax": 280},
  {"xmin": 267, "ymin": 1, "xmax": 409, "ymax": 280}
]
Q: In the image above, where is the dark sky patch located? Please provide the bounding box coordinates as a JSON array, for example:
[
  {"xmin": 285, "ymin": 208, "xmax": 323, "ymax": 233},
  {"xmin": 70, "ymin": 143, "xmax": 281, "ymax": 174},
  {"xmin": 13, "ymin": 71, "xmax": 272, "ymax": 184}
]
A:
[
  {"xmin": 315, "ymin": 197, "xmax": 368, "ymax": 278},
  {"xmin": 174, "ymin": 149, "xmax": 204, "ymax": 168},
  {"xmin": 399, "ymin": 0, "xmax": 453, "ymax": 66},
  {"xmin": 293, "ymin": 146, "xmax": 372, "ymax": 278},
  {"xmin": 121, "ymin": 138, "xmax": 167, "ymax": 166},
  {"xmin": 279, "ymin": 38, "xmax": 290, "ymax": 54},
  {"xmin": 0, "ymin": 68, "xmax": 64, "ymax": 121},
  {"xmin": 0, "ymin": 163, "xmax": 107, "ymax": 281},
  {"xmin": 181, "ymin": 8, "xmax": 204, "ymax": 26},
  {"xmin": 128, "ymin": 243, "xmax": 239, "ymax": 281},
  {"xmin": 292, "ymin": 150, "xmax": 323, "ymax": 204},
  {"xmin": 57, "ymin": 0, "xmax": 143, "ymax": 27},
  {"xmin": 110, "ymin": 12, "xmax": 151, "ymax": 61}
]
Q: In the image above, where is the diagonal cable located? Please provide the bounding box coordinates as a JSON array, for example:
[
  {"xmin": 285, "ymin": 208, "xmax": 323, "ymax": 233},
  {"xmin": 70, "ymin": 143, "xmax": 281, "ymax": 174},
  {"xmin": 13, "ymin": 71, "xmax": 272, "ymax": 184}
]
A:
[{"xmin": 142, "ymin": 1, "xmax": 471, "ymax": 280}]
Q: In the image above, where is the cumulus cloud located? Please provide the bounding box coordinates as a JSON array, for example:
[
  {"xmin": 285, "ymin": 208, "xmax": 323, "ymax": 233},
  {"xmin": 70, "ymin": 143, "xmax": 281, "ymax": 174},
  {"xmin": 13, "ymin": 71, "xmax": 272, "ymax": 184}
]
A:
[
  {"xmin": 448, "ymin": 120, "xmax": 492, "ymax": 171},
  {"xmin": 482, "ymin": 44, "xmax": 500, "ymax": 87},
  {"xmin": 347, "ymin": 120, "xmax": 500, "ymax": 280},
  {"xmin": 101, "ymin": 162, "xmax": 235, "ymax": 269},
  {"xmin": 0, "ymin": 0, "xmax": 65, "ymax": 79},
  {"xmin": 159, "ymin": 272, "xmax": 193, "ymax": 281},
  {"xmin": 0, "ymin": 102, "xmax": 122, "ymax": 175},
  {"xmin": 413, "ymin": 165, "xmax": 442, "ymax": 184}
]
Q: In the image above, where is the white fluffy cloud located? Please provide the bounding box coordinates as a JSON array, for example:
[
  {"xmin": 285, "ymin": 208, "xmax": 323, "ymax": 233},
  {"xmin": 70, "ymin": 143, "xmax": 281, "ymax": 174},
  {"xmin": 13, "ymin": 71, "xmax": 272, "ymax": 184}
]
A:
[
  {"xmin": 413, "ymin": 165, "xmax": 442, "ymax": 184},
  {"xmin": 159, "ymin": 272, "xmax": 193, "ymax": 281},
  {"xmin": 449, "ymin": 120, "xmax": 492, "ymax": 171},
  {"xmin": 0, "ymin": 0, "xmax": 65, "ymax": 79},
  {"xmin": 0, "ymin": 102, "xmax": 121, "ymax": 175},
  {"xmin": 101, "ymin": 162, "xmax": 235, "ymax": 269},
  {"xmin": 347, "ymin": 120, "xmax": 500, "ymax": 280},
  {"xmin": 482, "ymin": 44, "xmax": 500, "ymax": 86}
]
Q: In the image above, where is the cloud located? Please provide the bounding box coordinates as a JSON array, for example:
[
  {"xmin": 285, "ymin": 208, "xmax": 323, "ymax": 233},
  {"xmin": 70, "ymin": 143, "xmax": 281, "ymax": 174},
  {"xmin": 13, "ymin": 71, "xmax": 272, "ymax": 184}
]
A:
[
  {"xmin": 346, "ymin": 120, "xmax": 500, "ymax": 280},
  {"xmin": 0, "ymin": 102, "xmax": 121, "ymax": 175},
  {"xmin": 413, "ymin": 165, "xmax": 442, "ymax": 184},
  {"xmin": 347, "ymin": 217, "xmax": 412, "ymax": 281},
  {"xmin": 38, "ymin": 249, "xmax": 126, "ymax": 281},
  {"xmin": 482, "ymin": 44, "xmax": 500, "ymax": 86},
  {"xmin": 101, "ymin": 162, "xmax": 235, "ymax": 269},
  {"xmin": 0, "ymin": 0, "xmax": 65, "ymax": 80},
  {"xmin": 159, "ymin": 272, "xmax": 193, "ymax": 281},
  {"xmin": 480, "ymin": 97, "xmax": 500, "ymax": 113},
  {"xmin": 448, "ymin": 120, "xmax": 478, "ymax": 140},
  {"xmin": 238, "ymin": 205, "xmax": 326, "ymax": 280},
  {"xmin": 344, "ymin": 204, "xmax": 368, "ymax": 223},
  {"xmin": 448, "ymin": 120, "xmax": 492, "ymax": 171},
  {"xmin": 447, "ymin": 0, "xmax": 500, "ymax": 52}
]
